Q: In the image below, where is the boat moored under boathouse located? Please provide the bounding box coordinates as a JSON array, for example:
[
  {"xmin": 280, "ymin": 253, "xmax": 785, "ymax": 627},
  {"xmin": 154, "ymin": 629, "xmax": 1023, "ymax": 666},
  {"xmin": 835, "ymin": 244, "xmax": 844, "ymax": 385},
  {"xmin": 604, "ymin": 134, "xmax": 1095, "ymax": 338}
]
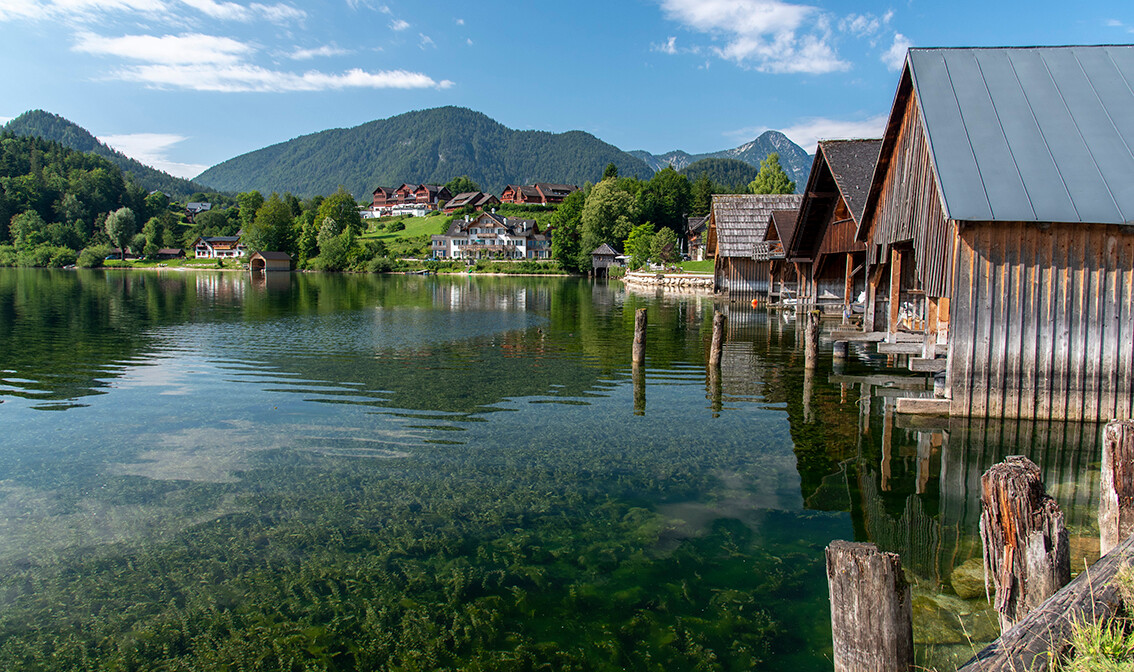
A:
[{"xmin": 858, "ymin": 45, "xmax": 1134, "ymax": 422}]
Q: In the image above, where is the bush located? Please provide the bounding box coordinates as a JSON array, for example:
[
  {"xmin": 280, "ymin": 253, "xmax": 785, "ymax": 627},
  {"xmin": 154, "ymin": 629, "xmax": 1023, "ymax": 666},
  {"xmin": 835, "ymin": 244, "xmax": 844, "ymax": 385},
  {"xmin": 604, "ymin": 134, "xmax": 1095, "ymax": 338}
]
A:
[
  {"xmin": 78, "ymin": 245, "xmax": 112, "ymax": 268},
  {"xmin": 367, "ymin": 256, "xmax": 396, "ymax": 273},
  {"xmin": 389, "ymin": 221, "xmax": 406, "ymax": 232},
  {"xmin": 0, "ymin": 245, "xmax": 16, "ymax": 267}
]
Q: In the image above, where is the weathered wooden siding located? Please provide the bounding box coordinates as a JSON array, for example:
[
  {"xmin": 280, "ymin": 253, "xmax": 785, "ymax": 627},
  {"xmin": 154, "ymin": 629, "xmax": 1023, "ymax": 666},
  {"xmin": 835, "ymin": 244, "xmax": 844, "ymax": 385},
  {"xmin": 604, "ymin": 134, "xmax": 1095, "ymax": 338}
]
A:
[
  {"xmin": 950, "ymin": 221, "xmax": 1134, "ymax": 421},
  {"xmin": 868, "ymin": 92, "xmax": 952, "ymax": 298},
  {"xmin": 715, "ymin": 258, "xmax": 769, "ymax": 296}
]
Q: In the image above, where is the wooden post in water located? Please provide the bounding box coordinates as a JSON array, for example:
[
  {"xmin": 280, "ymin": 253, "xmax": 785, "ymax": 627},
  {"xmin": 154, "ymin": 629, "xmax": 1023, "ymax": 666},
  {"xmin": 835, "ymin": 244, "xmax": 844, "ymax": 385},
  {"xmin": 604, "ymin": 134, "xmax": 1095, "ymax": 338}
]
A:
[
  {"xmin": 708, "ymin": 310, "xmax": 727, "ymax": 368},
  {"xmin": 632, "ymin": 308, "xmax": 647, "ymax": 366},
  {"xmin": 633, "ymin": 364, "xmax": 646, "ymax": 416},
  {"xmin": 708, "ymin": 367, "xmax": 722, "ymax": 417},
  {"xmin": 980, "ymin": 456, "xmax": 1070, "ymax": 632},
  {"xmin": 1100, "ymin": 420, "xmax": 1134, "ymax": 554},
  {"xmin": 804, "ymin": 310, "xmax": 820, "ymax": 370},
  {"xmin": 826, "ymin": 540, "xmax": 913, "ymax": 672}
]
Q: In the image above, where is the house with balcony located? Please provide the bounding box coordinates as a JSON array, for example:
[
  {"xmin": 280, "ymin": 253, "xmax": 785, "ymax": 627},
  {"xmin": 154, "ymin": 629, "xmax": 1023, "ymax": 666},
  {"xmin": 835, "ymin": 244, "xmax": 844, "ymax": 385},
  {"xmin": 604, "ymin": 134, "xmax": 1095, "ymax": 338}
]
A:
[{"xmin": 431, "ymin": 211, "xmax": 551, "ymax": 261}]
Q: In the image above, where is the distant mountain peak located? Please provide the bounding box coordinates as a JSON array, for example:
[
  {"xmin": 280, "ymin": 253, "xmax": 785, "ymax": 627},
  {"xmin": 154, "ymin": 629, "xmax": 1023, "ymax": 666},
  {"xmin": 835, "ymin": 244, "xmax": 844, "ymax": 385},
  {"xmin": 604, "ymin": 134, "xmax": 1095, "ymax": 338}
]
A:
[{"xmin": 632, "ymin": 131, "xmax": 812, "ymax": 191}]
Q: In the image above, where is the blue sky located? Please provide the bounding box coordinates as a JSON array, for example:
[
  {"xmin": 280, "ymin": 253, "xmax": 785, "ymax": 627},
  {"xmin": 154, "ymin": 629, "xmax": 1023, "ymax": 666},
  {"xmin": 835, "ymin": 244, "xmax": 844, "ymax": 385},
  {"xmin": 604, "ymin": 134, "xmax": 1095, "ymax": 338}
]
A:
[{"xmin": 1, "ymin": 0, "xmax": 1130, "ymax": 180}]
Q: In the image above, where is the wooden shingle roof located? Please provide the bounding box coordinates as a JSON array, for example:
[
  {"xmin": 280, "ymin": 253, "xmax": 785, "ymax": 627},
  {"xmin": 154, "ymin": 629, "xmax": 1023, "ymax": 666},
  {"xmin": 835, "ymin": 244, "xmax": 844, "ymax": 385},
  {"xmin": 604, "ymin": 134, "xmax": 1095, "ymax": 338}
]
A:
[{"xmin": 709, "ymin": 194, "xmax": 803, "ymax": 259}]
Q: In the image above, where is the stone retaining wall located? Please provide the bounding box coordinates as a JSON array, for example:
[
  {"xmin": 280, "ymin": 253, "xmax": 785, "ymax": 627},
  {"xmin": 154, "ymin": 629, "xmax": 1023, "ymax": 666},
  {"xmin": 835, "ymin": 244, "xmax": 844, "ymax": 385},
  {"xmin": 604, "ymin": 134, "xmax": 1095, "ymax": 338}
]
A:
[{"xmin": 621, "ymin": 271, "xmax": 714, "ymax": 292}]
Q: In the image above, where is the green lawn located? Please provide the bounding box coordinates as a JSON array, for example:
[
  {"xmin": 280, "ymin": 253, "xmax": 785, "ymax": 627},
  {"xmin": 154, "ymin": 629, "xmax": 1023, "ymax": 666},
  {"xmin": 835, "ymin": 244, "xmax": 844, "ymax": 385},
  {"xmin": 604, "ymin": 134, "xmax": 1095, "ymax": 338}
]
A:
[
  {"xmin": 361, "ymin": 215, "xmax": 448, "ymax": 242},
  {"xmin": 678, "ymin": 259, "xmax": 714, "ymax": 274}
]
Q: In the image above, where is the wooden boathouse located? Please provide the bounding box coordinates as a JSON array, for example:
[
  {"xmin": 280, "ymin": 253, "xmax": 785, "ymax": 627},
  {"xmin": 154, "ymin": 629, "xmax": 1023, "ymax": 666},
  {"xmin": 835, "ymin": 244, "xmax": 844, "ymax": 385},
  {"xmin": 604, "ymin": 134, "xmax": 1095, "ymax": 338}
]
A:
[
  {"xmin": 707, "ymin": 194, "xmax": 802, "ymax": 298},
  {"xmin": 764, "ymin": 209, "xmax": 800, "ymax": 302},
  {"xmin": 858, "ymin": 46, "xmax": 1134, "ymax": 422},
  {"xmin": 788, "ymin": 139, "xmax": 881, "ymax": 311}
]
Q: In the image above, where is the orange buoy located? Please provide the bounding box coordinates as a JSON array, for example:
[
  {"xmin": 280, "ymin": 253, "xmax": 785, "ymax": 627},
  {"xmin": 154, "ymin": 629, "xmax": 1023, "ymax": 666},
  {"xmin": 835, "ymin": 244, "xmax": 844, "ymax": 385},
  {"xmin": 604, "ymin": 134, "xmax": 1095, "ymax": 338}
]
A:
[{"xmin": 751, "ymin": 297, "xmax": 759, "ymax": 308}]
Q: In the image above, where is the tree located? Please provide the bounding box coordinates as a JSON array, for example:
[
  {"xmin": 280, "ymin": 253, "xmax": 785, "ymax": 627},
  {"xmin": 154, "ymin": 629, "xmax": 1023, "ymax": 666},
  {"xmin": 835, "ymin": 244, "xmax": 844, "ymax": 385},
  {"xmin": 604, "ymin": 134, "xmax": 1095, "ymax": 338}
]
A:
[
  {"xmin": 243, "ymin": 193, "xmax": 294, "ymax": 253},
  {"xmin": 316, "ymin": 187, "xmax": 363, "ymax": 237},
  {"xmin": 625, "ymin": 222, "xmax": 654, "ymax": 270},
  {"xmin": 690, "ymin": 175, "xmax": 713, "ymax": 216},
  {"xmin": 444, "ymin": 175, "xmax": 480, "ymax": 195},
  {"xmin": 651, "ymin": 226, "xmax": 679, "ymax": 265},
  {"xmin": 550, "ymin": 190, "xmax": 586, "ymax": 273},
  {"xmin": 236, "ymin": 191, "xmax": 264, "ymax": 231},
  {"xmin": 637, "ymin": 166, "xmax": 690, "ymax": 236},
  {"xmin": 104, "ymin": 207, "xmax": 136, "ymax": 258},
  {"xmin": 603, "ymin": 163, "xmax": 619, "ymax": 180},
  {"xmin": 9, "ymin": 211, "xmax": 46, "ymax": 251},
  {"xmin": 580, "ymin": 178, "xmax": 637, "ymax": 259},
  {"xmin": 748, "ymin": 153, "xmax": 796, "ymax": 194}
]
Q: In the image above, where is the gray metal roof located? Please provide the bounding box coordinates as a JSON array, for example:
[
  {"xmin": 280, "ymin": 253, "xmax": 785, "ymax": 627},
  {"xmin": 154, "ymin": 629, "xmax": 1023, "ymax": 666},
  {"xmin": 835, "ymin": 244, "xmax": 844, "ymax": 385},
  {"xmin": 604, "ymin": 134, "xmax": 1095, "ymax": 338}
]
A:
[{"xmin": 908, "ymin": 46, "xmax": 1134, "ymax": 224}]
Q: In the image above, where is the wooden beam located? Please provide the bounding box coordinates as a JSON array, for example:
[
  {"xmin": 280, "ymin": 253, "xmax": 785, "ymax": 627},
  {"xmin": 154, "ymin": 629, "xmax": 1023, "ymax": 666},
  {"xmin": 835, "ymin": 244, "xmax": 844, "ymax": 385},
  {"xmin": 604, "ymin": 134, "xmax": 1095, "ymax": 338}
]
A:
[
  {"xmin": 889, "ymin": 248, "xmax": 902, "ymax": 337},
  {"xmin": 844, "ymin": 253, "xmax": 855, "ymax": 307}
]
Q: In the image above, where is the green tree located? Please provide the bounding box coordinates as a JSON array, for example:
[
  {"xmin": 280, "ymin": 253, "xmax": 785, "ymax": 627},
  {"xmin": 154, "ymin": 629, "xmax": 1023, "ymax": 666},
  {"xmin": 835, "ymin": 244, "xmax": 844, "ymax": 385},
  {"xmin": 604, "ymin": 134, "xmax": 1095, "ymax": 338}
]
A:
[
  {"xmin": 550, "ymin": 190, "xmax": 587, "ymax": 273},
  {"xmin": 748, "ymin": 153, "xmax": 796, "ymax": 194},
  {"xmin": 104, "ymin": 206, "xmax": 136, "ymax": 258},
  {"xmin": 9, "ymin": 211, "xmax": 46, "ymax": 251},
  {"xmin": 690, "ymin": 175, "xmax": 713, "ymax": 216},
  {"xmin": 243, "ymin": 193, "xmax": 294, "ymax": 253},
  {"xmin": 236, "ymin": 191, "xmax": 264, "ymax": 231},
  {"xmin": 443, "ymin": 175, "xmax": 480, "ymax": 195},
  {"xmin": 580, "ymin": 178, "xmax": 637, "ymax": 258},
  {"xmin": 316, "ymin": 187, "xmax": 363, "ymax": 237},
  {"xmin": 637, "ymin": 166, "xmax": 690, "ymax": 236},
  {"xmin": 651, "ymin": 226, "xmax": 679, "ymax": 265},
  {"xmin": 603, "ymin": 163, "xmax": 619, "ymax": 180},
  {"xmin": 625, "ymin": 222, "xmax": 654, "ymax": 270}
]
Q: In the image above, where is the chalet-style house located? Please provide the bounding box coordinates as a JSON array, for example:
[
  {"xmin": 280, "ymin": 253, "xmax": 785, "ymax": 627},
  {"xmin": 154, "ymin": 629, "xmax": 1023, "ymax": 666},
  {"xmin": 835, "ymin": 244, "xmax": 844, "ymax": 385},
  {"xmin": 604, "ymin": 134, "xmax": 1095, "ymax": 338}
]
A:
[
  {"xmin": 370, "ymin": 184, "xmax": 452, "ymax": 216},
  {"xmin": 686, "ymin": 216, "xmax": 708, "ymax": 261},
  {"xmin": 706, "ymin": 194, "xmax": 803, "ymax": 297},
  {"xmin": 156, "ymin": 248, "xmax": 184, "ymax": 260},
  {"xmin": 192, "ymin": 236, "xmax": 246, "ymax": 259},
  {"xmin": 185, "ymin": 202, "xmax": 211, "ymax": 223},
  {"xmin": 785, "ymin": 139, "xmax": 881, "ymax": 308},
  {"xmin": 858, "ymin": 45, "xmax": 1134, "ymax": 422},
  {"xmin": 431, "ymin": 211, "xmax": 551, "ymax": 260},
  {"xmin": 442, "ymin": 191, "xmax": 501, "ymax": 214},
  {"xmin": 500, "ymin": 183, "xmax": 579, "ymax": 205}
]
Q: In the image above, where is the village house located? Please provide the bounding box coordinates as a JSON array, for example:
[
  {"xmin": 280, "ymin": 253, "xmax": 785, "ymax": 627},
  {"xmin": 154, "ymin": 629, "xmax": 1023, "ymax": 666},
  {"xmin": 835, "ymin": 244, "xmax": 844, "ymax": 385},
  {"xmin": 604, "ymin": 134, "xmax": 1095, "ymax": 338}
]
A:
[
  {"xmin": 249, "ymin": 251, "xmax": 292, "ymax": 272},
  {"xmin": 857, "ymin": 45, "xmax": 1134, "ymax": 422},
  {"xmin": 500, "ymin": 184, "xmax": 579, "ymax": 205},
  {"xmin": 442, "ymin": 191, "xmax": 501, "ymax": 214},
  {"xmin": 185, "ymin": 202, "xmax": 211, "ymax": 224},
  {"xmin": 785, "ymin": 139, "xmax": 881, "ymax": 309},
  {"xmin": 191, "ymin": 236, "xmax": 247, "ymax": 259},
  {"xmin": 431, "ymin": 211, "xmax": 551, "ymax": 261},
  {"xmin": 369, "ymin": 184, "xmax": 452, "ymax": 216},
  {"xmin": 686, "ymin": 215, "xmax": 708, "ymax": 261},
  {"xmin": 706, "ymin": 194, "xmax": 803, "ymax": 298}
]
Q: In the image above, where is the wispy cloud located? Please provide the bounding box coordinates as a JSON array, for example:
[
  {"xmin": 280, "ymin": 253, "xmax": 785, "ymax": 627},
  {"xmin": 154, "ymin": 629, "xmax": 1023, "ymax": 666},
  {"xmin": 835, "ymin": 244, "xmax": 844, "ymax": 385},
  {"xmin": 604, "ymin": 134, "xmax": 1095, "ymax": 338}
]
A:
[
  {"xmin": 1106, "ymin": 18, "xmax": 1134, "ymax": 33},
  {"xmin": 839, "ymin": 11, "xmax": 891, "ymax": 38},
  {"xmin": 75, "ymin": 31, "xmax": 454, "ymax": 92},
  {"xmin": 419, "ymin": 33, "xmax": 434, "ymax": 49},
  {"xmin": 882, "ymin": 32, "xmax": 911, "ymax": 71},
  {"xmin": 389, "ymin": 18, "xmax": 409, "ymax": 30},
  {"xmin": 727, "ymin": 113, "xmax": 887, "ymax": 152},
  {"xmin": 0, "ymin": 0, "xmax": 303, "ymax": 23},
  {"xmin": 656, "ymin": 0, "xmax": 848, "ymax": 74},
  {"xmin": 455, "ymin": 17, "xmax": 463, "ymax": 25},
  {"xmin": 98, "ymin": 132, "xmax": 209, "ymax": 178},
  {"xmin": 289, "ymin": 44, "xmax": 349, "ymax": 60},
  {"xmin": 654, "ymin": 36, "xmax": 678, "ymax": 55}
]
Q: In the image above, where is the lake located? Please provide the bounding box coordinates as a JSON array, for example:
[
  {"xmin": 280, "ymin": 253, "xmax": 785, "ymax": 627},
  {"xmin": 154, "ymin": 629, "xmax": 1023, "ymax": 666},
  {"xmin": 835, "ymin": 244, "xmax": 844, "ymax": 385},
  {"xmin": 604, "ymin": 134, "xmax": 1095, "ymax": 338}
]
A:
[{"xmin": 0, "ymin": 268, "xmax": 1103, "ymax": 670}]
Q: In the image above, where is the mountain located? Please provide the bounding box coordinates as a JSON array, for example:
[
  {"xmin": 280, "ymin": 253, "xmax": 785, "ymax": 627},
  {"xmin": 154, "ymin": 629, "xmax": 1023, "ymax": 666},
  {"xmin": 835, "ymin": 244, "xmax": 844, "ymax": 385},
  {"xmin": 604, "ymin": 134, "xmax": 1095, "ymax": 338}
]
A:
[
  {"xmin": 2, "ymin": 110, "xmax": 213, "ymax": 200},
  {"xmin": 630, "ymin": 131, "xmax": 813, "ymax": 192},
  {"xmin": 194, "ymin": 107, "xmax": 654, "ymax": 199}
]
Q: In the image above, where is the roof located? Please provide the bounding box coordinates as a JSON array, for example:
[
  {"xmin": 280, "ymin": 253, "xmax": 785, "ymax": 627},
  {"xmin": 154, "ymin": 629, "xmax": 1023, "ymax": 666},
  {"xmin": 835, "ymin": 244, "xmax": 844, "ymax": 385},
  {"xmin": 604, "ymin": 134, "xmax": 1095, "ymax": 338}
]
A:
[
  {"xmin": 710, "ymin": 194, "xmax": 803, "ymax": 258},
  {"xmin": 592, "ymin": 243, "xmax": 618, "ymax": 256},
  {"xmin": 199, "ymin": 236, "xmax": 241, "ymax": 243},
  {"xmin": 156, "ymin": 248, "xmax": 182, "ymax": 255},
  {"xmin": 446, "ymin": 192, "xmax": 482, "ymax": 207},
  {"xmin": 887, "ymin": 46, "xmax": 1134, "ymax": 224},
  {"xmin": 768, "ymin": 209, "xmax": 800, "ymax": 244},
  {"xmin": 687, "ymin": 215, "xmax": 708, "ymax": 235},
  {"xmin": 251, "ymin": 251, "xmax": 292, "ymax": 261},
  {"xmin": 186, "ymin": 202, "xmax": 211, "ymax": 212},
  {"xmin": 504, "ymin": 184, "xmax": 543, "ymax": 200},
  {"xmin": 819, "ymin": 139, "xmax": 881, "ymax": 224},
  {"xmin": 534, "ymin": 183, "xmax": 578, "ymax": 197}
]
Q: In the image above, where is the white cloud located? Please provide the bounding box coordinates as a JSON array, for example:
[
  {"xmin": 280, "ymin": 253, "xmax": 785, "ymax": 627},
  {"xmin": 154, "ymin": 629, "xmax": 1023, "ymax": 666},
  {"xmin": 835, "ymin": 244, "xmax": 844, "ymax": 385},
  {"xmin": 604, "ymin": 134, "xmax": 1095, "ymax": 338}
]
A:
[
  {"xmin": 455, "ymin": 17, "xmax": 463, "ymax": 25},
  {"xmin": 0, "ymin": 0, "xmax": 303, "ymax": 23},
  {"xmin": 389, "ymin": 18, "xmax": 409, "ymax": 30},
  {"xmin": 419, "ymin": 32, "xmax": 434, "ymax": 49},
  {"xmin": 654, "ymin": 36, "xmax": 679, "ymax": 55},
  {"xmin": 74, "ymin": 32, "xmax": 252, "ymax": 64},
  {"xmin": 839, "ymin": 12, "xmax": 887, "ymax": 37},
  {"xmin": 727, "ymin": 113, "xmax": 887, "ymax": 152},
  {"xmin": 112, "ymin": 62, "xmax": 453, "ymax": 92},
  {"xmin": 657, "ymin": 0, "xmax": 848, "ymax": 74},
  {"xmin": 289, "ymin": 44, "xmax": 349, "ymax": 60},
  {"xmin": 882, "ymin": 32, "xmax": 911, "ymax": 71},
  {"xmin": 98, "ymin": 132, "xmax": 208, "ymax": 178}
]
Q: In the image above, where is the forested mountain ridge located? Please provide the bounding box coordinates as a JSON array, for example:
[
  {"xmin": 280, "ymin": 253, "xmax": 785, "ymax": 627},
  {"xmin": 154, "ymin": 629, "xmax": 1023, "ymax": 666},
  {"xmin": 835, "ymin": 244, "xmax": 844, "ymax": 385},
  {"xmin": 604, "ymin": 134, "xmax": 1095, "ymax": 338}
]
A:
[
  {"xmin": 630, "ymin": 130, "xmax": 812, "ymax": 193},
  {"xmin": 194, "ymin": 107, "xmax": 655, "ymax": 199},
  {"xmin": 2, "ymin": 110, "xmax": 213, "ymax": 200}
]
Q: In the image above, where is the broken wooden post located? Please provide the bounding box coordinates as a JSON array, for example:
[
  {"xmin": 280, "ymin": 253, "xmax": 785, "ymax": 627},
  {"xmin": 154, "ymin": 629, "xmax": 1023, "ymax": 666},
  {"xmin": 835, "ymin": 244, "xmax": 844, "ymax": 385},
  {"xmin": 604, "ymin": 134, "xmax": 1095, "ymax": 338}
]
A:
[
  {"xmin": 633, "ymin": 363, "xmax": 645, "ymax": 416},
  {"xmin": 826, "ymin": 540, "xmax": 913, "ymax": 672},
  {"xmin": 804, "ymin": 310, "xmax": 820, "ymax": 370},
  {"xmin": 632, "ymin": 307, "xmax": 647, "ymax": 366},
  {"xmin": 980, "ymin": 456, "xmax": 1070, "ymax": 632},
  {"xmin": 708, "ymin": 310, "xmax": 726, "ymax": 368},
  {"xmin": 1100, "ymin": 420, "xmax": 1134, "ymax": 555}
]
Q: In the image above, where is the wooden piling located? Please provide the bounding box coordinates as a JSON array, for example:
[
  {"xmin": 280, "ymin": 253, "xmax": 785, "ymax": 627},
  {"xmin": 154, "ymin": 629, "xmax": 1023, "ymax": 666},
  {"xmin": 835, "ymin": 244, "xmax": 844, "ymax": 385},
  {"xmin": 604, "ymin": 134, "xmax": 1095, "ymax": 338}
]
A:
[
  {"xmin": 632, "ymin": 308, "xmax": 647, "ymax": 366},
  {"xmin": 633, "ymin": 363, "xmax": 645, "ymax": 416},
  {"xmin": 805, "ymin": 310, "xmax": 820, "ymax": 369},
  {"xmin": 708, "ymin": 310, "xmax": 727, "ymax": 367},
  {"xmin": 1099, "ymin": 420, "xmax": 1134, "ymax": 554},
  {"xmin": 826, "ymin": 540, "xmax": 913, "ymax": 672},
  {"xmin": 708, "ymin": 366, "xmax": 722, "ymax": 417},
  {"xmin": 833, "ymin": 340, "xmax": 848, "ymax": 359},
  {"xmin": 980, "ymin": 456, "xmax": 1071, "ymax": 632}
]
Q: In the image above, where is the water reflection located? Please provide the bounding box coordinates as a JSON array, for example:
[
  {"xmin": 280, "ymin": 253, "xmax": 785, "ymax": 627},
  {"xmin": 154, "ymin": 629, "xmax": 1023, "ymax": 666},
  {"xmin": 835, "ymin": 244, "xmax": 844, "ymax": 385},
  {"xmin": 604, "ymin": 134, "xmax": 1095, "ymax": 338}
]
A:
[{"xmin": 0, "ymin": 270, "xmax": 1109, "ymax": 671}]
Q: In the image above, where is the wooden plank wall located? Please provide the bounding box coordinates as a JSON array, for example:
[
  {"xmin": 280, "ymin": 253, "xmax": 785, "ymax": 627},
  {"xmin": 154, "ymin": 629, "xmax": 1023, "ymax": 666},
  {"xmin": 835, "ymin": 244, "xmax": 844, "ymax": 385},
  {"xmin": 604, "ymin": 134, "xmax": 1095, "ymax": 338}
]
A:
[
  {"xmin": 867, "ymin": 92, "xmax": 952, "ymax": 298},
  {"xmin": 950, "ymin": 222, "xmax": 1134, "ymax": 421},
  {"xmin": 717, "ymin": 257, "xmax": 769, "ymax": 297}
]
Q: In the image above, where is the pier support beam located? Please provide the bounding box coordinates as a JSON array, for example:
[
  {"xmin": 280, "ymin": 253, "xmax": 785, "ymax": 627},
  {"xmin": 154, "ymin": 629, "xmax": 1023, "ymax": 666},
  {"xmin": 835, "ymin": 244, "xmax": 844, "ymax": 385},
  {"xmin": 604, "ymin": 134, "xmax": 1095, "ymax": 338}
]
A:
[
  {"xmin": 826, "ymin": 541, "xmax": 913, "ymax": 672},
  {"xmin": 804, "ymin": 310, "xmax": 820, "ymax": 370},
  {"xmin": 632, "ymin": 308, "xmax": 647, "ymax": 366},
  {"xmin": 980, "ymin": 456, "xmax": 1070, "ymax": 632},
  {"xmin": 1100, "ymin": 420, "xmax": 1134, "ymax": 554},
  {"xmin": 708, "ymin": 310, "xmax": 726, "ymax": 368}
]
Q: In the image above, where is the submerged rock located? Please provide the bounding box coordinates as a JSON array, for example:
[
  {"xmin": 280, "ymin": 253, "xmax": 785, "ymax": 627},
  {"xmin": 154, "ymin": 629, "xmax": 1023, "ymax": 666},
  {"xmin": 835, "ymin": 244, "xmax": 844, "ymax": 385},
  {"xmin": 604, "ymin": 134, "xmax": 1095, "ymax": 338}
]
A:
[{"xmin": 950, "ymin": 557, "xmax": 987, "ymax": 600}]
